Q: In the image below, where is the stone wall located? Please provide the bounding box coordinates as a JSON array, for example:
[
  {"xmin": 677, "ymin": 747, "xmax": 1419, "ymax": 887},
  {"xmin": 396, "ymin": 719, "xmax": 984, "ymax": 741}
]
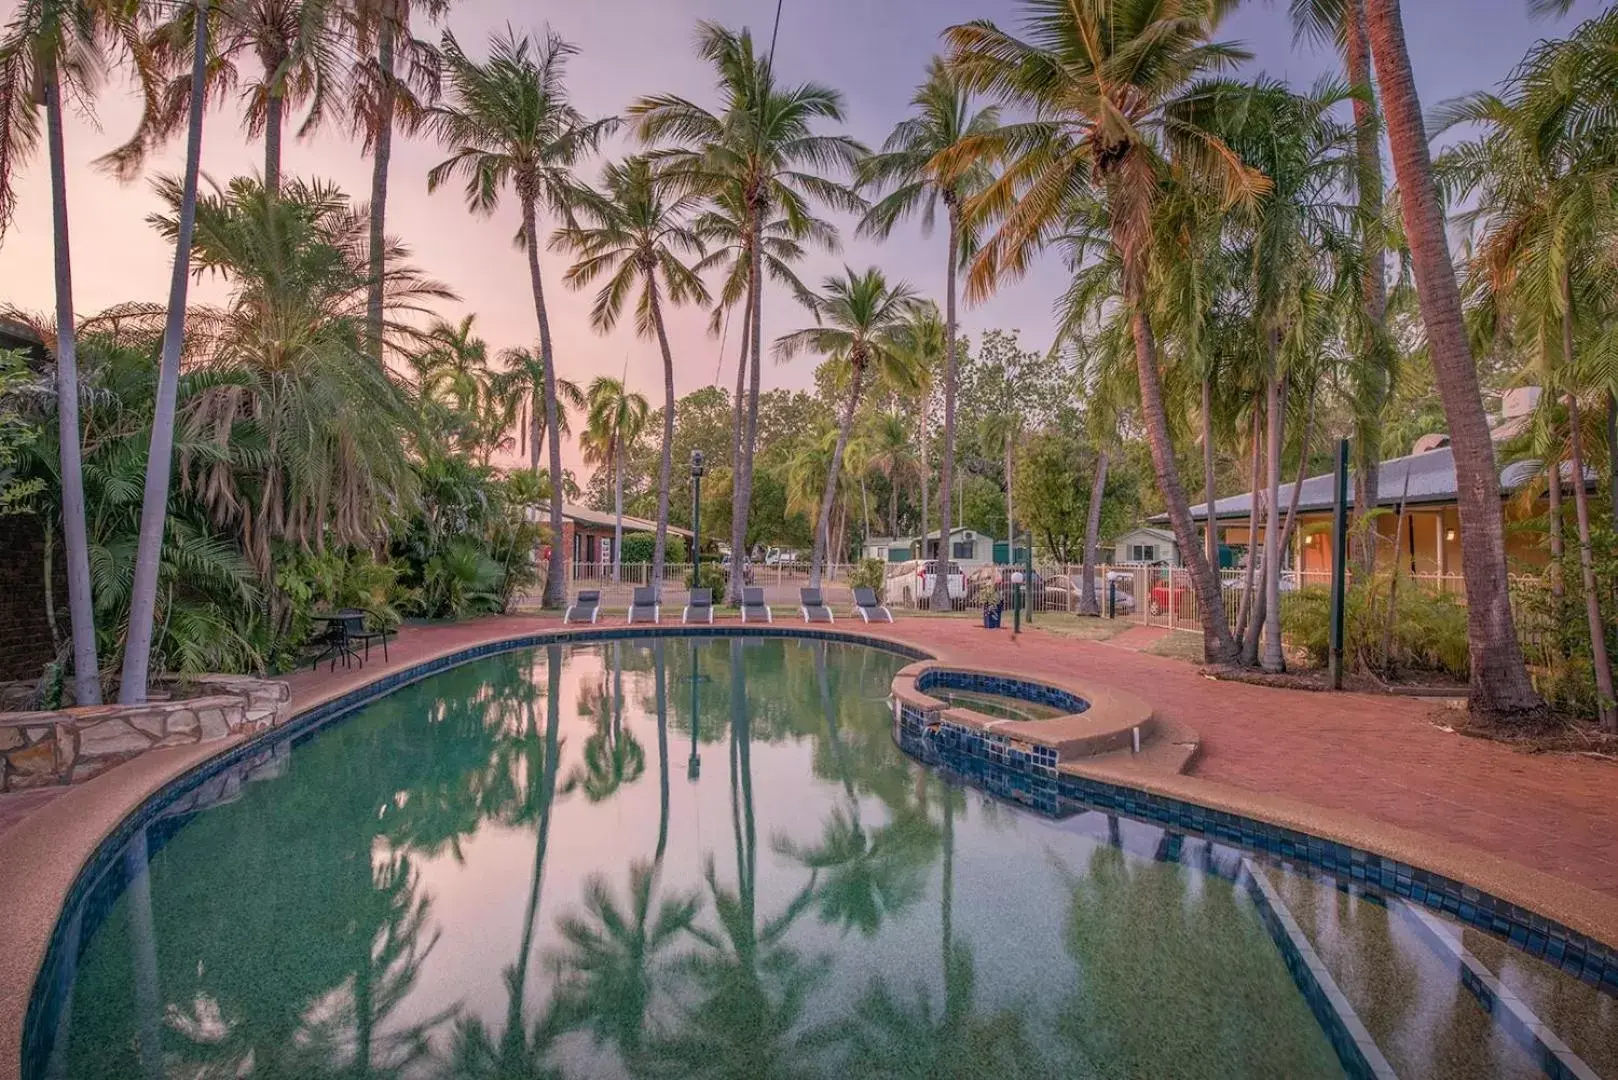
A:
[
  {"xmin": 0, "ymin": 515, "xmax": 64, "ymax": 681},
  {"xmin": 0, "ymin": 675, "xmax": 292, "ymax": 792}
]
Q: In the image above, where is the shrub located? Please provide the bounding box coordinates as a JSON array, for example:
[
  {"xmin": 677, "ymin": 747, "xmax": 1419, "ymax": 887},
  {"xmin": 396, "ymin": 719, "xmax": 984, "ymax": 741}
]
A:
[
  {"xmin": 620, "ymin": 532, "xmax": 687, "ymax": 565},
  {"xmin": 849, "ymin": 558, "xmax": 886, "ymax": 593},
  {"xmin": 688, "ymin": 560, "xmax": 726, "ymax": 597},
  {"xmin": 1281, "ymin": 577, "xmax": 1470, "ymax": 679}
]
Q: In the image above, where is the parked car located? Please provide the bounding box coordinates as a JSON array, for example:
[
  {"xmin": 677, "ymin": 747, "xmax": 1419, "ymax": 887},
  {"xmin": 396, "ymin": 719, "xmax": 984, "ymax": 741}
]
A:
[
  {"xmin": 888, "ymin": 559, "xmax": 967, "ymax": 609},
  {"xmin": 1040, "ymin": 572, "xmax": 1136, "ymax": 614}
]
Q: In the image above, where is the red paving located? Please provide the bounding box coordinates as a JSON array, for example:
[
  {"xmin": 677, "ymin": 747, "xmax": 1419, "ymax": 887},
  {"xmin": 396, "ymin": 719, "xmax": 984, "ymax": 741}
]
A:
[{"xmin": 9, "ymin": 613, "xmax": 1616, "ymax": 903}]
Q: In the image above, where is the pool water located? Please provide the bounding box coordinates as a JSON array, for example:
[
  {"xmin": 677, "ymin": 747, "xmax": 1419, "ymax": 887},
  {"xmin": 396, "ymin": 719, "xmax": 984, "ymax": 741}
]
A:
[
  {"xmin": 32, "ymin": 637, "xmax": 1618, "ymax": 1079},
  {"xmin": 927, "ymin": 688, "xmax": 1066, "ymax": 722}
]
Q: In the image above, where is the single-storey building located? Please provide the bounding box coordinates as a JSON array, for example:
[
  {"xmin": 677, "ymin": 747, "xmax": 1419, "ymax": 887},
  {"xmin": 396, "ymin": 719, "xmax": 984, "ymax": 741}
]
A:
[
  {"xmin": 1112, "ymin": 526, "xmax": 1180, "ymax": 566},
  {"xmin": 557, "ymin": 504, "xmax": 692, "ymax": 571},
  {"xmin": 913, "ymin": 527, "xmax": 1028, "ymax": 565}
]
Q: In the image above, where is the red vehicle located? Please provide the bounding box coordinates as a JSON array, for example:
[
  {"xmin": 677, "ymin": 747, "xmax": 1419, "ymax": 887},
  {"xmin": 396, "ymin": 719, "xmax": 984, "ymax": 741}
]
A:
[{"xmin": 1147, "ymin": 578, "xmax": 1197, "ymax": 617}]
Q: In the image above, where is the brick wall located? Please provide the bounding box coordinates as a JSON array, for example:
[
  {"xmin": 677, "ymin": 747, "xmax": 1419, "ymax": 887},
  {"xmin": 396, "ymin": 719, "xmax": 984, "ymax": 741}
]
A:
[{"xmin": 0, "ymin": 516, "xmax": 63, "ymax": 681}]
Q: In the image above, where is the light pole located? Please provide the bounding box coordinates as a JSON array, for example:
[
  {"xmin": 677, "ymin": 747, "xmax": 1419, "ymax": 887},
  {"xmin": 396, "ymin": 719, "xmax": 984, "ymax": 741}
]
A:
[
  {"xmin": 1011, "ymin": 570, "xmax": 1025, "ymax": 635},
  {"xmin": 690, "ymin": 450, "xmax": 705, "ymax": 588}
]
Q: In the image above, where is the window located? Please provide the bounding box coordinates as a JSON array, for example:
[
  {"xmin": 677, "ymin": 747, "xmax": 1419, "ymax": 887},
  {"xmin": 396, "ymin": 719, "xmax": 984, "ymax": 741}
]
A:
[
  {"xmin": 951, "ymin": 540, "xmax": 973, "ymax": 560},
  {"xmin": 1129, "ymin": 543, "xmax": 1156, "ymax": 563}
]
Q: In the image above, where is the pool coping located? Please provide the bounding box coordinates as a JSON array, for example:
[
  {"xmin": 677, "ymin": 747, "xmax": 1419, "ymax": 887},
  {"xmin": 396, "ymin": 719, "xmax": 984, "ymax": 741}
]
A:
[{"xmin": 3, "ymin": 621, "xmax": 1617, "ymax": 1080}]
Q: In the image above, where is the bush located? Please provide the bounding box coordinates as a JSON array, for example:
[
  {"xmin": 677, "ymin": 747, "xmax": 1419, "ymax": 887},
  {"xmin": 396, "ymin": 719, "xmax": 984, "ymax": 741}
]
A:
[
  {"xmin": 620, "ymin": 532, "xmax": 687, "ymax": 565},
  {"xmin": 1282, "ymin": 577, "xmax": 1470, "ymax": 679},
  {"xmin": 688, "ymin": 559, "xmax": 726, "ymax": 597},
  {"xmin": 849, "ymin": 558, "xmax": 887, "ymax": 593}
]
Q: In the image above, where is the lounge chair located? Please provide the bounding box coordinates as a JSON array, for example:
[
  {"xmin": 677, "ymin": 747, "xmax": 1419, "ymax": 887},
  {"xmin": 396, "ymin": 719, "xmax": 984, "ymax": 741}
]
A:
[
  {"xmin": 852, "ymin": 587, "xmax": 892, "ymax": 624},
  {"xmin": 683, "ymin": 588, "xmax": 714, "ymax": 624},
  {"xmin": 565, "ymin": 589, "xmax": 601, "ymax": 625},
  {"xmin": 740, "ymin": 586, "xmax": 772, "ymax": 623},
  {"xmin": 799, "ymin": 587, "xmax": 834, "ymax": 623},
  {"xmin": 627, "ymin": 586, "xmax": 661, "ymax": 624}
]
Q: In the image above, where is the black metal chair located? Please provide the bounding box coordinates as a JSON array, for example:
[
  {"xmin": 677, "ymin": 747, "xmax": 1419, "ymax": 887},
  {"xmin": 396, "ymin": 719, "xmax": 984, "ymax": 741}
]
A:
[{"xmin": 341, "ymin": 608, "xmax": 392, "ymax": 663}]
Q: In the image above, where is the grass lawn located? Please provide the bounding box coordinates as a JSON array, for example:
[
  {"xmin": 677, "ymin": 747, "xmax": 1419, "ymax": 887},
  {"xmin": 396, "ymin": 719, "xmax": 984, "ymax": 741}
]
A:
[
  {"xmin": 1145, "ymin": 631, "xmax": 1209, "ymax": 663},
  {"xmin": 1026, "ymin": 614, "xmax": 1131, "ymax": 642}
]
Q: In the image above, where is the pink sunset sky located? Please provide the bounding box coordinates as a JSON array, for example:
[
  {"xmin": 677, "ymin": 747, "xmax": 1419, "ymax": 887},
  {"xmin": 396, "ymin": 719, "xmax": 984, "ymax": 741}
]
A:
[{"xmin": 0, "ymin": 0, "xmax": 1601, "ymax": 475}]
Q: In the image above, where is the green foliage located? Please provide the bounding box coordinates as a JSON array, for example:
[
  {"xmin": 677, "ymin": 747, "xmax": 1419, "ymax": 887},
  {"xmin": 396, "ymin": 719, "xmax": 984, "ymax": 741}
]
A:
[
  {"xmin": 687, "ymin": 559, "xmax": 726, "ymax": 596},
  {"xmin": 849, "ymin": 558, "xmax": 887, "ymax": 592},
  {"xmin": 0, "ymin": 349, "xmax": 44, "ymax": 513},
  {"xmin": 1282, "ymin": 580, "xmax": 1471, "ymax": 679},
  {"xmin": 959, "ymin": 474, "xmax": 1006, "ymax": 539},
  {"xmin": 619, "ymin": 532, "xmax": 686, "ymax": 565},
  {"xmin": 1014, "ymin": 433, "xmax": 1087, "ymax": 562}
]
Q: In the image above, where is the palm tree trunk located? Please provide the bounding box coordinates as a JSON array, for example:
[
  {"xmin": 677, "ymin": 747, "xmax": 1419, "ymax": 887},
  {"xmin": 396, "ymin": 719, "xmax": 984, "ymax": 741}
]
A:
[
  {"xmin": 264, "ymin": 92, "xmax": 283, "ymax": 194},
  {"xmin": 1262, "ymin": 334, "xmax": 1285, "ymax": 673},
  {"xmin": 612, "ymin": 438, "xmax": 624, "ymax": 584},
  {"xmin": 1202, "ymin": 373, "xmax": 1218, "ymax": 567},
  {"xmin": 889, "ymin": 477, "xmax": 898, "ymax": 538},
  {"xmin": 121, "ymin": 0, "xmax": 209, "ymax": 704},
  {"xmin": 813, "ymin": 360, "xmax": 866, "ymax": 588},
  {"xmin": 654, "ymin": 641, "xmax": 670, "ymax": 863},
  {"xmin": 931, "ymin": 202, "xmax": 960, "ymax": 609},
  {"xmin": 727, "ymin": 210, "xmax": 764, "ymax": 603},
  {"xmin": 523, "ymin": 194, "xmax": 567, "ymax": 608},
  {"xmin": 1236, "ymin": 402, "xmax": 1262, "ymax": 653},
  {"xmin": 44, "ymin": 70, "xmax": 101, "ymax": 706},
  {"xmin": 650, "ymin": 282, "xmax": 675, "ymax": 588},
  {"xmin": 1281, "ymin": 384, "xmax": 1318, "ymax": 552},
  {"xmin": 1348, "ymin": 0, "xmax": 1388, "ymax": 582},
  {"xmin": 1606, "ymin": 391, "xmax": 1618, "ymax": 535},
  {"xmin": 919, "ymin": 401, "xmax": 930, "ymax": 547},
  {"xmin": 1364, "ymin": 0, "xmax": 1541, "ymax": 717},
  {"xmin": 1004, "ymin": 429, "xmax": 1014, "ymax": 563},
  {"xmin": 1562, "ymin": 287, "xmax": 1616, "ymax": 730},
  {"xmin": 1078, "ymin": 450, "xmax": 1108, "ymax": 616},
  {"xmin": 1125, "ymin": 268, "xmax": 1238, "ymax": 663},
  {"xmin": 366, "ymin": 17, "xmax": 395, "ymax": 366},
  {"xmin": 1548, "ymin": 449, "xmax": 1565, "ymax": 614}
]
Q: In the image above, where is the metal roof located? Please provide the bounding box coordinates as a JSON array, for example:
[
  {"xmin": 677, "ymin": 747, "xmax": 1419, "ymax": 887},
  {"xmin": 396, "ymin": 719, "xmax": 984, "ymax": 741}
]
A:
[{"xmin": 562, "ymin": 504, "xmax": 692, "ymax": 537}]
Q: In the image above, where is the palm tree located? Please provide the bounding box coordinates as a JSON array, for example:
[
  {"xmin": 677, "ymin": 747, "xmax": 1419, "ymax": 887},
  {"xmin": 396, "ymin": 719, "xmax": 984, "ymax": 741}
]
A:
[
  {"xmin": 428, "ymin": 27, "xmax": 616, "ymax": 608},
  {"xmin": 119, "ymin": 0, "xmax": 212, "ymax": 704},
  {"xmin": 0, "ymin": 0, "xmax": 153, "ymax": 703},
  {"xmin": 944, "ymin": 0, "xmax": 1266, "ymax": 664},
  {"xmin": 108, "ymin": 0, "xmax": 343, "ymax": 192},
  {"xmin": 554, "ymin": 155, "xmax": 710, "ymax": 588},
  {"xmin": 894, "ymin": 303, "xmax": 944, "ymax": 545},
  {"xmin": 347, "ymin": 0, "xmax": 450, "ymax": 364},
  {"xmin": 1360, "ymin": 0, "xmax": 1543, "ymax": 717},
  {"xmin": 1291, "ymin": 0, "xmax": 1396, "ymax": 579},
  {"xmin": 864, "ymin": 412, "xmax": 920, "ymax": 537},
  {"xmin": 581, "ymin": 376, "xmax": 650, "ymax": 584},
  {"xmin": 489, "ymin": 343, "xmax": 584, "ymax": 477},
  {"xmin": 630, "ymin": 22, "xmax": 864, "ymax": 603},
  {"xmin": 775, "ymin": 268, "xmax": 922, "ymax": 587},
  {"xmin": 860, "ymin": 58, "xmax": 999, "ymax": 610}
]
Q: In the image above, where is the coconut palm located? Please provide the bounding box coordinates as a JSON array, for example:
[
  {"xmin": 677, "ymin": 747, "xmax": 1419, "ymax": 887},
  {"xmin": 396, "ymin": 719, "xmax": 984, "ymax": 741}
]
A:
[
  {"xmin": 1359, "ymin": 0, "xmax": 1542, "ymax": 716},
  {"xmin": 119, "ymin": 0, "xmax": 212, "ymax": 704},
  {"xmin": 347, "ymin": 0, "xmax": 451, "ymax": 364},
  {"xmin": 554, "ymin": 156, "xmax": 710, "ymax": 588},
  {"xmin": 106, "ymin": 0, "xmax": 343, "ymax": 192},
  {"xmin": 581, "ymin": 377, "xmax": 649, "ymax": 584},
  {"xmin": 630, "ymin": 22, "xmax": 865, "ymax": 602},
  {"xmin": 489, "ymin": 343, "xmax": 584, "ymax": 479},
  {"xmin": 943, "ymin": 0, "xmax": 1267, "ymax": 664},
  {"xmin": 863, "ymin": 412, "xmax": 921, "ymax": 537},
  {"xmin": 427, "ymin": 26, "xmax": 616, "ymax": 608},
  {"xmin": 0, "ymin": 0, "xmax": 157, "ymax": 702},
  {"xmin": 1437, "ymin": 40, "xmax": 1618, "ymax": 729},
  {"xmin": 894, "ymin": 302, "xmax": 944, "ymax": 543},
  {"xmin": 775, "ymin": 268, "xmax": 922, "ymax": 587},
  {"xmin": 860, "ymin": 57, "xmax": 999, "ymax": 610}
]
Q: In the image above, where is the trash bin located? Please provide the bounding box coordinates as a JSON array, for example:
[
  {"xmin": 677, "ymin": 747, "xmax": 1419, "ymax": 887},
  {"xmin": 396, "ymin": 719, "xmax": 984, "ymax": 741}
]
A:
[{"xmin": 982, "ymin": 600, "xmax": 1003, "ymax": 630}]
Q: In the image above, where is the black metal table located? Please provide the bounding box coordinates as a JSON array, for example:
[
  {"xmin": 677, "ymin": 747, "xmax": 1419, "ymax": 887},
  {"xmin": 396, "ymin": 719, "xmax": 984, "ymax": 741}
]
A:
[{"xmin": 309, "ymin": 612, "xmax": 366, "ymax": 671}]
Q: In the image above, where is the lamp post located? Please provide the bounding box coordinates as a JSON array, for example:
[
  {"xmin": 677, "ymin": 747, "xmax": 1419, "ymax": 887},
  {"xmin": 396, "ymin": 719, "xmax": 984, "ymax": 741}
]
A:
[
  {"xmin": 690, "ymin": 450, "xmax": 705, "ymax": 588},
  {"xmin": 1011, "ymin": 570, "xmax": 1025, "ymax": 635}
]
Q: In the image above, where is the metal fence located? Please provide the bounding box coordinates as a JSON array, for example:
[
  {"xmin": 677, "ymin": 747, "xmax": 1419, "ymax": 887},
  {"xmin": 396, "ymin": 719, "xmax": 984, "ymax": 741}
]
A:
[{"xmin": 531, "ymin": 560, "xmax": 861, "ymax": 609}]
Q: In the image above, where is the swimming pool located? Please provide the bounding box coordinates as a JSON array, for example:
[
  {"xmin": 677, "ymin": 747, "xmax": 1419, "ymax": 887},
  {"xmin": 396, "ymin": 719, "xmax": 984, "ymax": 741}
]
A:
[{"xmin": 26, "ymin": 636, "xmax": 1618, "ymax": 1078}]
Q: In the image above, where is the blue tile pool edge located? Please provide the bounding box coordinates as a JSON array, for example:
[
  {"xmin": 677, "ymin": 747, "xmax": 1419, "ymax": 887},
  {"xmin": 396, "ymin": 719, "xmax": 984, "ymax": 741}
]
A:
[{"xmin": 18, "ymin": 624, "xmax": 927, "ymax": 1080}]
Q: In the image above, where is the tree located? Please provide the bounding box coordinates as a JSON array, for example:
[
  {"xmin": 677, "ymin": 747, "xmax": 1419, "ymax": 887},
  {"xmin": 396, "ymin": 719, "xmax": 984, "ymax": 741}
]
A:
[
  {"xmin": 1013, "ymin": 432, "xmax": 1087, "ymax": 564},
  {"xmin": 347, "ymin": 0, "xmax": 450, "ymax": 363},
  {"xmin": 111, "ymin": 0, "xmax": 343, "ymax": 192},
  {"xmin": 945, "ymin": 0, "xmax": 1264, "ymax": 663},
  {"xmin": 489, "ymin": 343, "xmax": 584, "ymax": 478},
  {"xmin": 555, "ymin": 155, "xmax": 710, "ymax": 589},
  {"xmin": 1361, "ymin": 0, "xmax": 1543, "ymax": 717},
  {"xmin": 775, "ymin": 268, "xmax": 922, "ymax": 587},
  {"xmin": 121, "ymin": 0, "xmax": 212, "ymax": 703},
  {"xmin": 582, "ymin": 377, "xmax": 650, "ymax": 584},
  {"xmin": 428, "ymin": 27, "xmax": 615, "ymax": 608},
  {"xmin": 863, "ymin": 412, "xmax": 921, "ymax": 537},
  {"xmin": 631, "ymin": 22, "xmax": 864, "ymax": 601},
  {"xmin": 0, "ymin": 0, "xmax": 153, "ymax": 702},
  {"xmin": 861, "ymin": 58, "xmax": 999, "ymax": 609},
  {"xmin": 894, "ymin": 303, "xmax": 944, "ymax": 543}
]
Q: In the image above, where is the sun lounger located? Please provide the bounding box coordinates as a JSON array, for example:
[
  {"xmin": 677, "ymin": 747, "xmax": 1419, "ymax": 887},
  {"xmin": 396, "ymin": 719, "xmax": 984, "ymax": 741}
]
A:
[
  {"xmin": 799, "ymin": 587, "xmax": 834, "ymax": 623},
  {"xmin": 683, "ymin": 588, "xmax": 714, "ymax": 624},
  {"xmin": 852, "ymin": 586, "xmax": 893, "ymax": 623},
  {"xmin": 565, "ymin": 589, "xmax": 601, "ymax": 625},
  {"xmin": 627, "ymin": 586, "xmax": 661, "ymax": 624},
  {"xmin": 740, "ymin": 586, "xmax": 772, "ymax": 623}
]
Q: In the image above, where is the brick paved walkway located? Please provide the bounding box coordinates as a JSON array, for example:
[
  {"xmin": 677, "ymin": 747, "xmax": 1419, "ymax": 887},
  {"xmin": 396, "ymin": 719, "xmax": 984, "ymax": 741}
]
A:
[{"xmin": 9, "ymin": 614, "xmax": 1615, "ymax": 902}]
